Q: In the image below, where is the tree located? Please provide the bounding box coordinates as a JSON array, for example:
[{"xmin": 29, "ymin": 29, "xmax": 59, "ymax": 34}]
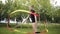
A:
[{"xmin": 0, "ymin": 1, "xmax": 4, "ymax": 22}]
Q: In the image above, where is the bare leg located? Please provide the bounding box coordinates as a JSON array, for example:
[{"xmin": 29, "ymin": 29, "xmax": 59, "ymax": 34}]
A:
[{"xmin": 32, "ymin": 22, "xmax": 37, "ymax": 32}]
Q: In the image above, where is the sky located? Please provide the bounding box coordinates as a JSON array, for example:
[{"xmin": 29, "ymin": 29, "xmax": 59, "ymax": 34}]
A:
[
  {"xmin": 50, "ymin": 0, "xmax": 60, "ymax": 6},
  {"xmin": 0, "ymin": 0, "xmax": 5, "ymax": 4},
  {"xmin": 0, "ymin": 0, "xmax": 60, "ymax": 7}
]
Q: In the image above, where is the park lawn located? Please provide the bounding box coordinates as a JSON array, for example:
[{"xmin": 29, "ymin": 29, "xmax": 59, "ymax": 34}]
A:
[{"xmin": 0, "ymin": 23, "xmax": 60, "ymax": 34}]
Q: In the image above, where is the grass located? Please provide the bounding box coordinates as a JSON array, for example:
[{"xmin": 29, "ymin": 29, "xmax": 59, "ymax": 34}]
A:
[{"xmin": 0, "ymin": 23, "xmax": 60, "ymax": 34}]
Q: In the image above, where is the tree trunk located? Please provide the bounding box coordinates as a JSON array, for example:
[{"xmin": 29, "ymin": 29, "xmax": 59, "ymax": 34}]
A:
[
  {"xmin": 52, "ymin": 17, "xmax": 54, "ymax": 23},
  {"xmin": 7, "ymin": 15, "xmax": 10, "ymax": 28},
  {"xmin": 0, "ymin": 15, "xmax": 1, "ymax": 23},
  {"xmin": 15, "ymin": 17, "xmax": 17, "ymax": 25}
]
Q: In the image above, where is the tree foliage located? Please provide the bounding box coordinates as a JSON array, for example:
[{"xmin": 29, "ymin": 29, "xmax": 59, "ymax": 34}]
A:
[{"xmin": 0, "ymin": 0, "xmax": 60, "ymax": 23}]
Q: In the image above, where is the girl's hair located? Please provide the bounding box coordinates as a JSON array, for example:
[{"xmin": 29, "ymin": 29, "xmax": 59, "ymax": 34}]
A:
[{"xmin": 31, "ymin": 9, "xmax": 35, "ymax": 13}]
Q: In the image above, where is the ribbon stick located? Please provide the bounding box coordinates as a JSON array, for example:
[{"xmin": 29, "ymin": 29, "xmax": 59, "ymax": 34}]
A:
[{"xmin": 10, "ymin": 10, "xmax": 39, "ymax": 16}]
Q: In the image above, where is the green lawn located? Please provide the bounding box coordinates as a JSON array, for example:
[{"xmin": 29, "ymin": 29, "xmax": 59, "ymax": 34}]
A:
[{"xmin": 0, "ymin": 23, "xmax": 60, "ymax": 34}]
